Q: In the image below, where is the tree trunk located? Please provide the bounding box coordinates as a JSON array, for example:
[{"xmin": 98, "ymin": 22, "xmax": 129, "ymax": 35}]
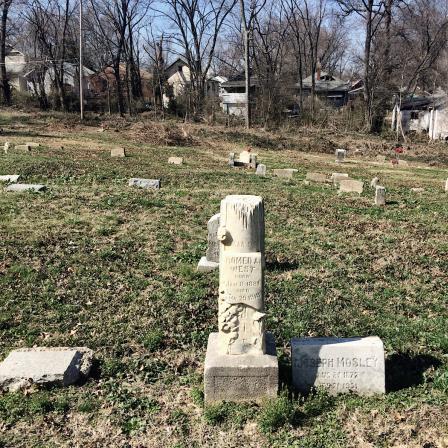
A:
[
  {"xmin": 0, "ymin": 2, "xmax": 11, "ymax": 106},
  {"xmin": 363, "ymin": 0, "xmax": 373, "ymax": 130}
]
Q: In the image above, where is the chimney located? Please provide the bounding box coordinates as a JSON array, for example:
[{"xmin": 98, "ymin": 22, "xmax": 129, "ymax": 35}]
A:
[{"xmin": 316, "ymin": 60, "xmax": 322, "ymax": 81}]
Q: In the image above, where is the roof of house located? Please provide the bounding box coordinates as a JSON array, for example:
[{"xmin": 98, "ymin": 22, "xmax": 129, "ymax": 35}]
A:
[
  {"xmin": 300, "ymin": 71, "xmax": 350, "ymax": 92},
  {"xmin": 221, "ymin": 73, "xmax": 259, "ymax": 88},
  {"xmin": 400, "ymin": 94, "xmax": 448, "ymax": 110}
]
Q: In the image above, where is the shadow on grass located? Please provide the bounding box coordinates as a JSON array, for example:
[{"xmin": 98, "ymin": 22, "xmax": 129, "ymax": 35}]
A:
[
  {"xmin": 266, "ymin": 260, "xmax": 300, "ymax": 272},
  {"xmin": 386, "ymin": 353, "xmax": 442, "ymax": 392}
]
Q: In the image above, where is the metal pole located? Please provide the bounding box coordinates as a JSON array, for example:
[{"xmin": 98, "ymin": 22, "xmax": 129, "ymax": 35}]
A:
[{"xmin": 79, "ymin": 0, "xmax": 84, "ymax": 120}]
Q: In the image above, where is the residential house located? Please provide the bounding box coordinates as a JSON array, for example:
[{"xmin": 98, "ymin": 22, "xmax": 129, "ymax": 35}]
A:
[
  {"xmin": 5, "ymin": 46, "xmax": 28, "ymax": 92},
  {"xmin": 220, "ymin": 73, "xmax": 258, "ymax": 116},
  {"xmin": 391, "ymin": 92, "xmax": 448, "ymax": 140}
]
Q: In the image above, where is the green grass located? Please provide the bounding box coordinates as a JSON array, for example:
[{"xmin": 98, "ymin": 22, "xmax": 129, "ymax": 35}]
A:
[{"xmin": 0, "ymin": 112, "xmax": 447, "ymax": 447}]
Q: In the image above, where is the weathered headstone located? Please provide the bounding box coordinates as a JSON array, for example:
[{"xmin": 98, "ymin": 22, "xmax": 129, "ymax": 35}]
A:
[
  {"xmin": 128, "ymin": 178, "xmax": 160, "ymax": 190},
  {"xmin": 168, "ymin": 157, "xmax": 183, "ymax": 165},
  {"xmin": 273, "ymin": 168, "xmax": 297, "ymax": 179},
  {"xmin": 239, "ymin": 150, "xmax": 251, "ymax": 164},
  {"xmin": 306, "ymin": 172, "xmax": 328, "ymax": 183},
  {"xmin": 0, "ymin": 347, "xmax": 93, "ymax": 392},
  {"xmin": 249, "ymin": 154, "xmax": 257, "ymax": 169},
  {"xmin": 3, "ymin": 142, "xmax": 11, "ymax": 154},
  {"xmin": 256, "ymin": 164, "xmax": 267, "ymax": 176},
  {"xmin": 204, "ymin": 195, "xmax": 278, "ymax": 402},
  {"xmin": 0, "ymin": 175, "xmax": 20, "ymax": 183},
  {"xmin": 330, "ymin": 173, "xmax": 349, "ymax": 186},
  {"xmin": 335, "ymin": 148, "xmax": 346, "ymax": 163},
  {"xmin": 6, "ymin": 184, "xmax": 46, "ymax": 193},
  {"xmin": 111, "ymin": 147, "xmax": 126, "ymax": 158},
  {"xmin": 375, "ymin": 186, "xmax": 386, "ymax": 206},
  {"xmin": 444, "ymin": 178, "xmax": 448, "ymax": 192},
  {"xmin": 339, "ymin": 179, "xmax": 364, "ymax": 194},
  {"xmin": 228, "ymin": 153, "xmax": 236, "ymax": 167},
  {"xmin": 15, "ymin": 144, "xmax": 31, "ymax": 153},
  {"xmin": 370, "ymin": 177, "xmax": 380, "ymax": 189},
  {"xmin": 291, "ymin": 337, "xmax": 385, "ymax": 396},
  {"xmin": 197, "ymin": 213, "xmax": 220, "ymax": 272}
]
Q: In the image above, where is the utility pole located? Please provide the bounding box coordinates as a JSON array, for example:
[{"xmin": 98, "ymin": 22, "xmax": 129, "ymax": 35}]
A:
[{"xmin": 79, "ymin": 0, "xmax": 84, "ymax": 120}]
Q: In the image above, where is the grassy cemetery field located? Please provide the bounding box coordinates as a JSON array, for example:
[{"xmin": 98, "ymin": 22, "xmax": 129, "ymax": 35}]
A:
[{"xmin": 0, "ymin": 111, "xmax": 447, "ymax": 447}]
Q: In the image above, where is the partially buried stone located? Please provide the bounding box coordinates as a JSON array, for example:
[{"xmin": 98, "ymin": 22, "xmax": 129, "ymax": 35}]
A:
[
  {"xmin": 6, "ymin": 183, "xmax": 46, "ymax": 192},
  {"xmin": 0, "ymin": 347, "xmax": 93, "ymax": 392},
  {"xmin": 26, "ymin": 142, "xmax": 40, "ymax": 148},
  {"xmin": 273, "ymin": 168, "xmax": 297, "ymax": 179},
  {"xmin": 339, "ymin": 179, "xmax": 364, "ymax": 194},
  {"xmin": 0, "ymin": 175, "xmax": 20, "ymax": 183},
  {"xmin": 375, "ymin": 186, "xmax": 386, "ymax": 206},
  {"xmin": 291, "ymin": 337, "xmax": 385, "ymax": 396},
  {"xmin": 15, "ymin": 144, "xmax": 31, "ymax": 152},
  {"xmin": 168, "ymin": 157, "xmax": 183, "ymax": 165},
  {"xmin": 330, "ymin": 173, "xmax": 349, "ymax": 186},
  {"xmin": 111, "ymin": 147, "xmax": 126, "ymax": 157},
  {"xmin": 306, "ymin": 172, "xmax": 328, "ymax": 183},
  {"xmin": 129, "ymin": 178, "xmax": 160, "ymax": 190},
  {"xmin": 256, "ymin": 164, "xmax": 266, "ymax": 176}
]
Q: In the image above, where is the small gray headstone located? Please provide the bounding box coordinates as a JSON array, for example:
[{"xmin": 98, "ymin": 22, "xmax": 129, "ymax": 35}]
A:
[
  {"xmin": 375, "ymin": 185, "xmax": 386, "ymax": 206},
  {"xmin": 0, "ymin": 175, "xmax": 20, "ymax": 183},
  {"xmin": 111, "ymin": 147, "xmax": 126, "ymax": 158},
  {"xmin": 6, "ymin": 183, "xmax": 46, "ymax": 193},
  {"xmin": 128, "ymin": 178, "xmax": 160, "ymax": 190},
  {"xmin": 256, "ymin": 164, "xmax": 266, "ymax": 176},
  {"xmin": 228, "ymin": 152, "xmax": 235, "ymax": 167},
  {"xmin": 339, "ymin": 179, "xmax": 364, "ymax": 194},
  {"xmin": 335, "ymin": 148, "xmax": 346, "ymax": 163},
  {"xmin": 291, "ymin": 337, "xmax": 385, "ymax": 396},
  {"xmin": 249, "ymin": 154, "xmax": 257, "ymax": 169},
  {"xmin": 0, "ymin": 347, "xmax": 93, "ymax": 392},
  {"xmin": 273, "ymin": 168, "xmax": 297, "ymax": 179},
  {"xmin": 198, "ymin": 213, "xmax": 220, "ymax": 272}
]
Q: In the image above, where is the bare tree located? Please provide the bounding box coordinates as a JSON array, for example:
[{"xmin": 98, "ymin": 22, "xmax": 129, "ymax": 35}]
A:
[{"xmin": 0, "ymin": 0, "xmax": 13, "ymax": 105}]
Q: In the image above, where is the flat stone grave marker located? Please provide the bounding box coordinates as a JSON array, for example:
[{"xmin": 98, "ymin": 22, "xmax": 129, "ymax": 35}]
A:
[
  {"xmin": 14, "ymin": 144, "xmax": 31, "ymax": 153},
  {"xmin": 168, "ymin": 156, "xmax": 183, "ymax": 165},
  {"xmin": 256, "ymin": 164, "xmax": 266, "ymax": 176},
  {"xmin": 26, "ymin": 142, "xmax": 40, "ymax": 148},
  {"xmin": 273, "ymin": 168, "xmax": 297, "ymax": 179},
  {"xmin": 291, "ymin": 337, "xmax": 385, "ymax": 396},
  {"xmin": 330, "ymin": 173, "xmax": 349, "ymax": 185},
  {"xmin": 306, "ymin": 172, "xmax": 328, "ymax": 183},
  {"xmin": 339, "ymin": 179, "xmax": 364, "ymax": 194},
  {"xmin": 0, "ymin": 175, "xmax": 20, "ymax": 183},
  {"xmin": 6, "ymin": 183, "xmax": 46, "ymax": 193},
  {"xmin": 128, "ymin": 178, "xmax": 160, "ymax": 190},
  {"xmin": 0, "ymin": 347, "xmax": 93, "ymax": 392},
  {"xmin": 204, "ymin": 195, "xmax": 278, "ymax": 402},
  {"xmin": 197, "ymin": 213, "xmax": 220, "ymax": 272},
  {"xmin": 410, "ymin": 187, "xmax": 424, "ymax": 193},
  {"xmin": 375, "ymin": 186, "xmax": 386, "ymax": 206},
  {"xmin": 111, "ymin": 147, "xmax": 126, "ymax": 158},
  {"xmin": 335, "ymin": 148, "xmax": 346, "ymax": 163}
]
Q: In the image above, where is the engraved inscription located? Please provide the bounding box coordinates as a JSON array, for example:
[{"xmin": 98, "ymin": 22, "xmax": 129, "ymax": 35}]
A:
[
  {"xmin": 220, "ymin": 252, "xmax": 263, "ymax": 308},
  {"xmin": 213, "ymin": 375, "xmax": 269, "ymax": 396}
]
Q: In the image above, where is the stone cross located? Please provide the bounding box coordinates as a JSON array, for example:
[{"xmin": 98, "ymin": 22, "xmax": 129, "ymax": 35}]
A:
[{"xmin": 204, "ymin": 195, "xmax": 278, "ymax": 402}]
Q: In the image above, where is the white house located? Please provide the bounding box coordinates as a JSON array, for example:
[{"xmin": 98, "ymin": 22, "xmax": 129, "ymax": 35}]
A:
[{"xmin": 4, "ymin": 46, "xmax": 28, "ymax": 91}]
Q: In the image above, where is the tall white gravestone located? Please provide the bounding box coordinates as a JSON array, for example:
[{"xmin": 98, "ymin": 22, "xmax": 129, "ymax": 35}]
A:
[{"xmin": 204, "ymin": 195, "xmax": 278, "ymax": 402}]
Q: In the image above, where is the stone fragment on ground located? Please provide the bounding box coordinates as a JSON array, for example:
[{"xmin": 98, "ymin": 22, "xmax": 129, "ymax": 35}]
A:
[
  {"xmin": 410, "ymin": 187, "xmax": 424, "ymax": 193},
  {"xmin": 273, "ymin": 168, "xmax": 297, "ymax": 179},
  {"xmin": 111, "ymin": 147, "xmax": 126, "ymax": 157},
  {"xmin": 5, "ymin": 183, "xmax": 46, "ymax": 192},
  {"xmin": 0, "ymin": 175, "xmax": 20, "ymax": 183},
  {"xmin": 168, "ymin": 157, "xmax": 183, "ymax": 165},
  {"xmin": 128, "ymin": 178, "xmax": 160, "ymax": 190},
  {"xmin": 0, "ymin": 347, "xmax": 93, "ymax": 392},
  {"xmin": 339, "ymin": 179, "xmax": 364, "ymax": 194},
  {"xmin": 291, "ymin": 336, "xmax": 385, "ymax": 396}
]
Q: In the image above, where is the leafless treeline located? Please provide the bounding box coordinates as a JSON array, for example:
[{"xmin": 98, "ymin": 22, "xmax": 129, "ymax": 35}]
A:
[{"xmin": 1, "ymin": 0, "xmax": 448, "ymax": 131}]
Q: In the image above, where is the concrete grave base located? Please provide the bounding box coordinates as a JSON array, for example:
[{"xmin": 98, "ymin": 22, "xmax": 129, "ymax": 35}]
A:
[
  {"xmin": 6, "ymin": 184, "xmax": 46, "ymax": 192},
  {"xmin": 291, "ymin": 337, "xmax": 385, "ymax": 396},
  {"xmin": 204, "ymin": 332, "xmax": 278, "ymax": 403},
  {"xmin": 197, "ymin": 256, "xmax": 219, "ymax": 272},
  {"xmin": 128, "ymin": 178, "xmax": 160, "ymax": 190},
  {"xmin": 0, "ymin": 347, "xmax": 93, "ymax": 392}
]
